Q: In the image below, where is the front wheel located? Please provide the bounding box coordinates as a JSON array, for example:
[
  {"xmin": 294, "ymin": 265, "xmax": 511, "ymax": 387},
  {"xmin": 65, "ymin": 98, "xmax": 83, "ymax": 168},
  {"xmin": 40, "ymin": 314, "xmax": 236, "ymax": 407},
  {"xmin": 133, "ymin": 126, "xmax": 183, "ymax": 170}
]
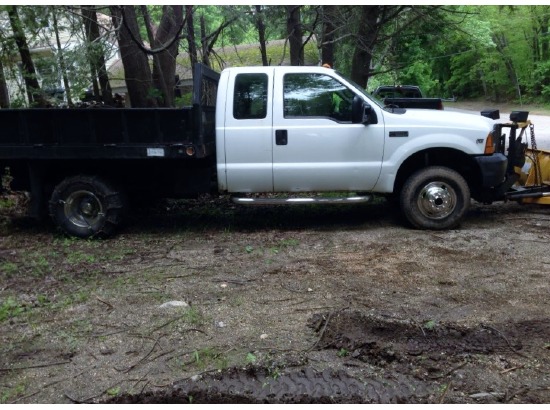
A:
[
  {"xmin": 49, "ymin": 175, "xmax": 125, "ymax": 238},
  {"xmin": 400, "ymin": 166, "xmax": 470, "ymax": 230}
]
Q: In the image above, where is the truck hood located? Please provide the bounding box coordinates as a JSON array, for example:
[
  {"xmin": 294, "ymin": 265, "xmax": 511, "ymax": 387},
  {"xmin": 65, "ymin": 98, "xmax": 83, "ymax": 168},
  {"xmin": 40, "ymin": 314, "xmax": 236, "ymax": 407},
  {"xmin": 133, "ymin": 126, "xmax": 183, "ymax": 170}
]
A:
[{"xmin": 386, "ymin": 107, "xmax": 496, "ymax": 133}]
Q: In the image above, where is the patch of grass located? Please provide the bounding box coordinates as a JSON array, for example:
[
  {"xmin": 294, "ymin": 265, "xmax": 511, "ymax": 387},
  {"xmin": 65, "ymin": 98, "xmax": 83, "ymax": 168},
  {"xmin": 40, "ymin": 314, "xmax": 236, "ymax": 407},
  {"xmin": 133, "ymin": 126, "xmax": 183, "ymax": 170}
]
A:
[
  {"xmin": 0, "ymin": 197, "xmax": 16, "ymax": 210},
  {"xmin": 0, "ymin": 261, "xmax": 19, "ymax": 276},
  {"xmin": 337, "ymin": 348, "xmax": 349, "ymax": 358},
  {"xmin": 25, "ymin": 252, "xmax": 51, "ymax": 277},
  {"xmin": 423, "ymin": 320, "xmax": 437, "ymax": 331},
  {"xmin": 183, "ymin": 306, "xmax": 206, "ymax": 327},
  {"xmin": 192, "ymin": 347, "xmax": 228, "ymax": 371},
  {"xmin": 0, "ymin": 296, "xmax": 25, "ymax": 323},
  {"xmin": 0, "ymin": 380, "xmax": 26, "ymax": 404},
  {"xmin": 66, "ymin": 250, "xmax": 97, "ymax": 264},
  {"xmin": 245, "ymin": 352, "xmax": 257, "ymax": 365},
  {"xmin": 106, "ymin": 387, "xmax": 121, "ymax": 397}
]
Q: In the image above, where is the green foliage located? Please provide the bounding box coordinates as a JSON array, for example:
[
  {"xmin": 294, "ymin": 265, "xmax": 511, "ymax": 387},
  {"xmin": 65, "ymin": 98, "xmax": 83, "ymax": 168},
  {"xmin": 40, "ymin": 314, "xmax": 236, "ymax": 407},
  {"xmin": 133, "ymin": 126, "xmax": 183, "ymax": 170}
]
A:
[
  {"xmin": 337, "ymin": 348, "xmax": 349, "ymax": 357},
  {"xmin": 2, "ymin": 5, "xmax": 550, "ymax": 105},
  {"xmin": 183, "ymin": 306, "xmax": 205, "ymax": 326},
  {"xmin": 0, "ymin": 296, "xmax": 25, "ymax": 322},
  {"xmin": 192, "ymin": 347, "xmax": 228, "ymax": 370},
  {"xmin": 0, "ymin": 381, "xmax": 26, "ymax": 404},
  {"xmin": 246, "ymin": 352, "xmax": 257, "ymax": 364},
  {"xmin": 423, "ymin": 320, "xmax": 437, "ymax": 330},
  {"xmin": 106, "ymin": 386, "xmax": 121, "ymax": 397}
]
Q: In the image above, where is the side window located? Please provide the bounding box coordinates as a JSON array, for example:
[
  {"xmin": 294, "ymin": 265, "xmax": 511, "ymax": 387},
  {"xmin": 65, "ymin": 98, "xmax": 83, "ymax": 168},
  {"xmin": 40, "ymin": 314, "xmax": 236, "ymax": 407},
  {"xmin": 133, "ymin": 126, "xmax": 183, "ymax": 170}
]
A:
[
  {"xmin": 283, "ymin": 73, "xmax": 355, "ymax": 122},
  {"xmin": 233, "ymin": 73, "xmax": 268, "ymax": 120}
]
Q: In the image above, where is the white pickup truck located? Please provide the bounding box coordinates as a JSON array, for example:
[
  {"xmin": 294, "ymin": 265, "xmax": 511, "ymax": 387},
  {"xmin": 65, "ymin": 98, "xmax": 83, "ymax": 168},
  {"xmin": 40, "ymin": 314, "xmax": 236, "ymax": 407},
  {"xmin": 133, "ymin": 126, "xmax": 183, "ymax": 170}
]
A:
[{"xmin": 0, "ymin": 64, "xmax": 511, "ymax": 238}]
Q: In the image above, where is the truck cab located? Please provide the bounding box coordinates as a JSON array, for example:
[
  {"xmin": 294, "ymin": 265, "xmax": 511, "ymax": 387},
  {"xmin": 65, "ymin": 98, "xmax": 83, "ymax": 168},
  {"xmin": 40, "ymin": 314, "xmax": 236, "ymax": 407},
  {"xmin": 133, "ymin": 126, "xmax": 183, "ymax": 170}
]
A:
[{"xmin": 216, "ymin": 66, "xmax": 385, "ymax": 194}]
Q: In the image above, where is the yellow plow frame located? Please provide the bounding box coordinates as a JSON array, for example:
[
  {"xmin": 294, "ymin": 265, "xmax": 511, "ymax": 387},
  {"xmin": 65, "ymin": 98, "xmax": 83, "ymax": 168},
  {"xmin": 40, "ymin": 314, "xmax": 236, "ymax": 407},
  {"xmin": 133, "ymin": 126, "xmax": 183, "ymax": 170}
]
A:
[
  {"xmin": 507, "ymin": 119, "xmax": 550, "ymax": 205},
  {"xmin": 515, "ymin": 147, "xmax": 550, "ymax": 205}
]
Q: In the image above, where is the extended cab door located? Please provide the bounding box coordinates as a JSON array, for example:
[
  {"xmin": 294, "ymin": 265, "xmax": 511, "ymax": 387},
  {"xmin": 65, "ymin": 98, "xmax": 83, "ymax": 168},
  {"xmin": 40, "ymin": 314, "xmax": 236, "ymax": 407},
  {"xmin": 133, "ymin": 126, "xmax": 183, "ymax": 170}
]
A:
[
  {"xmin": 272, "ymin": 68, "xmax": 385, "ymax": 192},
  {"xmin": 221, "ymin": 68, "xmax": 274, "ymax": 192}
]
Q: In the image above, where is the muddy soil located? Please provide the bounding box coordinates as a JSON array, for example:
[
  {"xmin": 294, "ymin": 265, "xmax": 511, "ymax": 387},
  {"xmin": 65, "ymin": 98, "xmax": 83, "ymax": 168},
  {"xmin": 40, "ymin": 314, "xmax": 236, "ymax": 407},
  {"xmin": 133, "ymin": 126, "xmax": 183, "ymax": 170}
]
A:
[{"xmin": 0, "ymin": 195, "xmax": 549, "ymax": 404}]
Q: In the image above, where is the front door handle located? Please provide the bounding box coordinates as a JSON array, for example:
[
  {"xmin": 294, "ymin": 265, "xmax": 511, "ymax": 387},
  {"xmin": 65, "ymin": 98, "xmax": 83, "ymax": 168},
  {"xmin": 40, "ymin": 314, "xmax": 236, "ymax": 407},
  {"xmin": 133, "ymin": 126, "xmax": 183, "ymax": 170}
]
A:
[{"xmin": 275, "ymin": 130, "xmax": 288, "ymax": 145}]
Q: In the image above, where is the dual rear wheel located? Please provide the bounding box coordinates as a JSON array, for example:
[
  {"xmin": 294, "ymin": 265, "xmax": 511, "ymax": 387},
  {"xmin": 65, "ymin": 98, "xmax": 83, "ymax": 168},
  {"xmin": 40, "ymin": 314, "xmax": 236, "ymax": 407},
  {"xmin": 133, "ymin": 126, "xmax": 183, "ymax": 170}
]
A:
[{"xmin": 49, "ymin": 175, "xmax": 125, "ymax": 239}]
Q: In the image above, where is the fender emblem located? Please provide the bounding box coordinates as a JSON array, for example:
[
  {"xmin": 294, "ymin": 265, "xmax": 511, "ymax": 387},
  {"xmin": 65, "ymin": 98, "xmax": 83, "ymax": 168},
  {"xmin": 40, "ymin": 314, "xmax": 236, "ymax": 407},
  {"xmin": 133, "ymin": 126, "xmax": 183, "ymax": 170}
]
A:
[{"xmin": 389, "ymin": 131, "xmax": 408, "ymax": 137}]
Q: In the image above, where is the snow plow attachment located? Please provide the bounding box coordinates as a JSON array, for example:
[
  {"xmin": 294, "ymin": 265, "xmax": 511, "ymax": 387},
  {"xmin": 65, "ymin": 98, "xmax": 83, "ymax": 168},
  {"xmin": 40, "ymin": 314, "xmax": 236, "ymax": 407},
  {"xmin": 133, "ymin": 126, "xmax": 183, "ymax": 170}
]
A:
[
  {"xmin": 514, "ymin": 148, "xmax": 550, "ymax": 205},
  {"xmin": 497, "ymin": 112, "xmax": 550, "ymax": 205}
]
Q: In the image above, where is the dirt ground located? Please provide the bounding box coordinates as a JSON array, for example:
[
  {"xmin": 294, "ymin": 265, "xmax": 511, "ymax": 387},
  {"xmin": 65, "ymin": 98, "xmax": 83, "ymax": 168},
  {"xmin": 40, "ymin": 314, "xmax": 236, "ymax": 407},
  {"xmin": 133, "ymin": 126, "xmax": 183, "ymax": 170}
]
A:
[{"xmin": 0, "ymin": 193, "xmax": 549, "ymax": 404}]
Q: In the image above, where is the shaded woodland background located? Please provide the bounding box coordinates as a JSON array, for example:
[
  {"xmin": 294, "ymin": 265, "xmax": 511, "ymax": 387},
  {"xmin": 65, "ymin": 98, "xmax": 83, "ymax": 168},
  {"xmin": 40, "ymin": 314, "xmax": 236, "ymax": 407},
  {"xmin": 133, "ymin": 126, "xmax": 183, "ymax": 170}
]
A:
[{"xmin": 1, "ymin": 5, "xmax": 549, "ymax": 108}]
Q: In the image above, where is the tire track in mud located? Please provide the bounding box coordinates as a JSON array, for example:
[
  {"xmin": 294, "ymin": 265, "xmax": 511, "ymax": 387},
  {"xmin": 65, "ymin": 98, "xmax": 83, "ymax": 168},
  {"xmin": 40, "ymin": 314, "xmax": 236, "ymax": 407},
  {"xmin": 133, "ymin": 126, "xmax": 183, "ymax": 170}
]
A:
[
  {"xmin": 103, "ymin": 311, "xmax": 550, "ymax": 404},
  {"xmin": 107, "ymin": 366, "xmax": 432, "ymax": 404},
  {"xmin": 308, "ymin": 311, "xmax": 550, "ymax": 358}
]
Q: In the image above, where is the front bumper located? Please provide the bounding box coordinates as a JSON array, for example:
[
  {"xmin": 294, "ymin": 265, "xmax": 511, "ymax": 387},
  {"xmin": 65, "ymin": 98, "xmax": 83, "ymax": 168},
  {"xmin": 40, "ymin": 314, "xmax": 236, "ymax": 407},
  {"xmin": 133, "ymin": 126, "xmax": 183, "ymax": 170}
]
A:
[{"xmin": 474, "ymin": 153, "xmax": 508, "ymax": 188}]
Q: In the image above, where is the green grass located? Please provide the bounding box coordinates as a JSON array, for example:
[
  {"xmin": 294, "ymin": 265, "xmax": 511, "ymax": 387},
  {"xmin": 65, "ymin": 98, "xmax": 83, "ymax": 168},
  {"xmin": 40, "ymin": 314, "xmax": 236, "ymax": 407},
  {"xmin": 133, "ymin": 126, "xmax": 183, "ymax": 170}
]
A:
[
  {"xmin": 0, "ymin": 296, "xmax": 25, "ymax": 323},
  {"xmin": 191, "ymin": 347, "xmax": 228, "ymax": 371}
]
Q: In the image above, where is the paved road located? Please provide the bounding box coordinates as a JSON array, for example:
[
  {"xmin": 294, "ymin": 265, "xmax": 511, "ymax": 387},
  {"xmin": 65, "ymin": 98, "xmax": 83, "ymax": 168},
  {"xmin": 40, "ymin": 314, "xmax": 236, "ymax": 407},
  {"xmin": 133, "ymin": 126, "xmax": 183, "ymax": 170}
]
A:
[{"xmin": 447, "ymin": 108, "xmax": 550, "ymax": 150}]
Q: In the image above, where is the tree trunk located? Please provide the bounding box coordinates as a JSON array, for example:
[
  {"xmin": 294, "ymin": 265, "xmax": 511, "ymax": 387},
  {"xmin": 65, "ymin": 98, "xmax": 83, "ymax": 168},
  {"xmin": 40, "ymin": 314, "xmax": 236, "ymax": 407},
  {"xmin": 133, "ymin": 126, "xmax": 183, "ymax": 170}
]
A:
[
  {"xmin": 286, "ymin": 5, "xmax": 304, "ymax": 66},
  {"xmin": 0, "ymin": 60, "xmax": 10, "ymax": 108},
  {"xmin": 52, "ymin": 9, "xmax": 73, "ymax": 106},
  {"xmin": 255, "ymin": 6, "xmax": 269, "ymax": 66},
  {"xmin": 200, "ymin": 14, "xmax": 210, "ymax": 67},
  {"xmin": 186, "ymin": 6, "xmax": 198, "ymax": 73},
  {"xmin": 141, "ymin": 5, "xmax": 168, "ymax": 106},
  {"xmin": 82, "ymin": 6, "xmax": 114, "ymax": 105},
  {"xmin": 110, "ymin": 5, "xmax": 157, "ymax": 107},
  {"xmin": 321, "ymin": 5, "xmax": 336, "ymax": 67},
  {"xmin": 350, "ymin": 6, "xmax": 381, "ymax": 88},
  {"xmin": 152, "ymin": 6, "xmax": 183, "ymax": 107},
  {"xmin": 7, "ymin": 6, "xmax": 48, "ymax": 107}
]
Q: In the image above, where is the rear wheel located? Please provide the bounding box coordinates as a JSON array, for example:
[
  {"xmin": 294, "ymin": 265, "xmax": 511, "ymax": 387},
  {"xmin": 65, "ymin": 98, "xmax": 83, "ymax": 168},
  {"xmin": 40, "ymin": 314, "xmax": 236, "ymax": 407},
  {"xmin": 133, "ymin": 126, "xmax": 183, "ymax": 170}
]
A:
[
  {"xmin": 49, "ymin": 175, "xmax": 124, "ymax": 238},
  {"xmin": 400, "ymin": 166, "xmax": 470, "ymax": 230}
]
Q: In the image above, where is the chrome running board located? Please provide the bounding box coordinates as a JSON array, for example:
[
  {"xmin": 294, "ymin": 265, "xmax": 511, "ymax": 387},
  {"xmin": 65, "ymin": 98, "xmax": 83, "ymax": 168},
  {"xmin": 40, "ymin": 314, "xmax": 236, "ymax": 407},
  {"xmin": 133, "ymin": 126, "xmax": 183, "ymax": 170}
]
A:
[{"xmin": 232, "ymin": 195, "xmax": 372, "ymax": 206}]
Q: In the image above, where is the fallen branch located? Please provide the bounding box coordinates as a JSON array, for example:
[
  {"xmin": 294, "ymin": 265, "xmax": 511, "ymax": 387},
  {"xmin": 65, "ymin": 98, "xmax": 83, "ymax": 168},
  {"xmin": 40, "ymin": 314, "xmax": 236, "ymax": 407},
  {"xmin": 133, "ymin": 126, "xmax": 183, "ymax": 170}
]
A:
[
  {"xmin": 94, "ymin": 295, "xmax": 114, "ymax": 310},
  {"xmin": 482, "ymin": 324, "xmax": 529, "ymax": 358},
  {"xmin": 9, "ymin": 389, "xmax": 39, "ymax": 404},
  {"xmin": 307, "ymin": 311, "xmax": 332, "ymax": 352},
  {"xmin": 429, "ymin": 361, "xmax": 467, "ymax": 379},
  {"xmin": 116, "ymin": 338, "xmax": 160, "ymax": 373},
  {"xmin": 500, "ymin": 365, "xmax": 524, "ymax": 374},
  {"xmin": 438, "ymin": 381, "xmax": 452, "ymax": 404},
  {"xmin": 0, "ymin": 360, "xmax": 71, "ymax": 372}
]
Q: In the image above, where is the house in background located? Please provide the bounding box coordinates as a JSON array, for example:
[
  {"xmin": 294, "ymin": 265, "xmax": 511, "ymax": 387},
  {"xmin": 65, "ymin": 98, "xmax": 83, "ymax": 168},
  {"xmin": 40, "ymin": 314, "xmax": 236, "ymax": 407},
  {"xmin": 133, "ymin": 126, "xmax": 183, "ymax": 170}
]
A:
[
  {"xmin": 107, "ymin": 38, "xmax": 320, "ymax": 107},
  {"xmin": 0, "ymin": 11, "xmax": 118, "ymax": 107},
  {"xmin": 1, "ymin": 6, "xmax": 319, "ymax": 109}
]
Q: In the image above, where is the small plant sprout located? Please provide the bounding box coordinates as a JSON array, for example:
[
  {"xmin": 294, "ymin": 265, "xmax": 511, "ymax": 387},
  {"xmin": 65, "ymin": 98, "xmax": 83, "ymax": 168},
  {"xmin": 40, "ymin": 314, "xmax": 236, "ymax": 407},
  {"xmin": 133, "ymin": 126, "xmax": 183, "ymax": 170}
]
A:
[
  {"xmin": 337, "ymin": 348, "xmax": 349, "ymax": 358},
  {"xmin": 424, "ymin": 320, "xmax": 436, "ymax": 330},
  {"xmin": 246, "ymin": 352, "xmax": 257, "ymax": 364}
]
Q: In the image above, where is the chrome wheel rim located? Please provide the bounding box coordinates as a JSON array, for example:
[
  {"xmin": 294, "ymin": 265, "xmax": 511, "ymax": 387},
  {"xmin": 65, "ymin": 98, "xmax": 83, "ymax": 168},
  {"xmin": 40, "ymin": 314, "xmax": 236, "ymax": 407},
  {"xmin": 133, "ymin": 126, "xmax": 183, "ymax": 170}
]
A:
[
  {"xmin": 63, "ymin": 190, "xmax": 104, "ymax": 229},
  {"xmin": 417, "ymin": 181, "xmax": 456, "ymax": 220}
]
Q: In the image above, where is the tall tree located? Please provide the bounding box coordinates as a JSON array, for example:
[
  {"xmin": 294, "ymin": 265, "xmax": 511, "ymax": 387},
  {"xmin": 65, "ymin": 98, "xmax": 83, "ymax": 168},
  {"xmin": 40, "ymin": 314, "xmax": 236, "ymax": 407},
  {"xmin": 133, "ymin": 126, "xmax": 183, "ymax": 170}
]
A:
[
  {"xmin": 254, "ymin": 6, "xmax": 269, "ymax": 66},
  {"xmin": 81, "ymin": 6, "xmax": 114, "ymax": 106},
  {"xmin": 286, "ymin": 5, "xmax": 304, "ymax": 65},
  {"xmin": 110, "ymin": 5, "xmax": 157, "ymax": 107},
  {"xmin": 0, "ymin": 59, "xmax": 9, "ymax": 108},
  {"xmin": 320, "ymin": 5, "xmax": 336, "ymax": 67},
  {"xmin": 153, "ymin": 6, "xmax": 183, "ymax": 107},
  {"xmin": 186, "ymin": 6, "xmax": 199, "ymax": 72},
  {"xmin": 7, "ymin": 5, "xmax": 48, "ymax": 107},
  {"xmin": 51, "ymin": 7, "xmax": 73, "ymax": 106}
]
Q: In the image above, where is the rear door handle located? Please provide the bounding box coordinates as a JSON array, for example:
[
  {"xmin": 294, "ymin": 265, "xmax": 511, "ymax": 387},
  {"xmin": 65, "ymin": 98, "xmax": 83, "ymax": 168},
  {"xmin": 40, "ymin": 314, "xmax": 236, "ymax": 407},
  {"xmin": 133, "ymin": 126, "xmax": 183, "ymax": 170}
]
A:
[{"xmin": 275, "ymin": 130, "xmax": 288, "ymax": 145}]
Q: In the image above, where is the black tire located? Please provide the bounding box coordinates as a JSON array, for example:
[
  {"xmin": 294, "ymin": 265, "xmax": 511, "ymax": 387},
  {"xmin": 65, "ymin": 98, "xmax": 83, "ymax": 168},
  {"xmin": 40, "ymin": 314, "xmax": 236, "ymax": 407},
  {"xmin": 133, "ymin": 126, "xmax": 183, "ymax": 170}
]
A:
[
  {"xmin": 399, "ymin": 166, "xmax": 470, "ymax": 230},
  {"xmin": 49, "ymin": 175, "xmax": 124, "ymax": 238}
]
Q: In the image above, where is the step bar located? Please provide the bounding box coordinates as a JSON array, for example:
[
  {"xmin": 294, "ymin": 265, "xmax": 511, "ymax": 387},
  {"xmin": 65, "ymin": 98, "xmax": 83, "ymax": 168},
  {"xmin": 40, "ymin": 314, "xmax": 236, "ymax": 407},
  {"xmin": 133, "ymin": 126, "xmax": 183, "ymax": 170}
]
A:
[{"xmin": 232, "ymin": 195, "xmax": 372, "ymax": 206}]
